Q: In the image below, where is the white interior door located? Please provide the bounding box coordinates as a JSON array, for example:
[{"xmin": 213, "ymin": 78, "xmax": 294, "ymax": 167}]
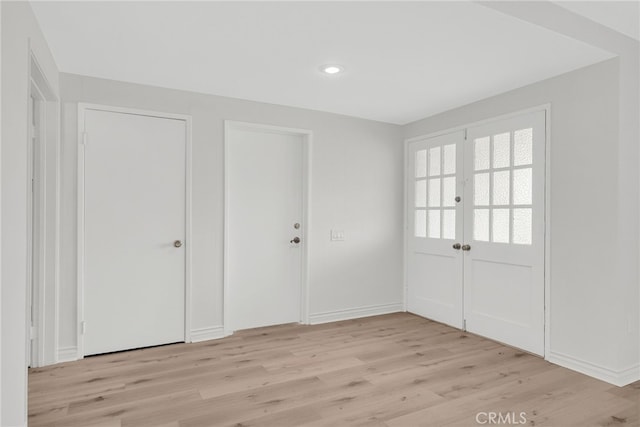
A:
[
  {"xmin": 407, "ymin": 131, "xmax": 464, "ymax": 328},
  {"xmin": 82, "ymin": 108, "xmax": 186, "ymax": 356},
  {"xmin": 463, "ymin": 111, "xmax": 545, "ymax": 355},
  {"xmin": 406, "ymin": 110, "xmax": 545, "ymax": 356},
  {"xmin": 226, "ymin": 124, "xmax": 304, "ymax": 332}
]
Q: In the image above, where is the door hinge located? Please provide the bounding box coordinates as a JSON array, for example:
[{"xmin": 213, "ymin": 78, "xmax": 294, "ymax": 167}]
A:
[
  {"xmin": 81, "ymin": 131, "xmax": 88, "ymax": 146},
  {"xmin": 80, "ymin": 321, "xmax": 86, "ymax": 335},
  {"xmin": 463, "ymin": 319, "xmax": 467, "ymax": 331},
  {"xmin": 464, "ymin": 129, "xmax": 468, "ymax": 141},
  {"xmin": 30, "ymin": 326, "xmax": 37, "ymax": 340}
]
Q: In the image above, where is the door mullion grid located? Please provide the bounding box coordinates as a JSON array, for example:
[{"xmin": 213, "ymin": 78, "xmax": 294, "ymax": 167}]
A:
[
  {"xmin": 489, "ymin": 134, "xmax": 494, "ymax": 244},
  {"xmin": 415, "ymin": 146, "xmax": 427, "ymax": 239},
  {"xmin": 509, "ymin": 130, "xmax": 515, "ymax": 244},
  {"xmin": 442, "ymin": 170, "xmax": 456, "ymax": 240},
  {"xmin": 425, "ymin": 148, "xmax": 430, "ymax": 238},
  {"xmin": 440, "ymin": 144, "xmax": 444, "ymax": 238},
  {"xmin": 424, "ymin": 151, "xmax": 429, "ymax": 238}
]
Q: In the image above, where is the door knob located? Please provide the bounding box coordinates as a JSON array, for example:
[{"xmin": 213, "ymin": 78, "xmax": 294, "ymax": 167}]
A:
[
  {"xmin": 174, "ymin": 240, "xmax": 183, "ymax": 248},
  {"xmin": 461, "ymin": 244, "xmax": 471, "ymax": 251},
  {"xmin": 290, "ymin": 237, "xmax": 301, "ymax": 244},
  {"xmin": 452, "ymin": 243, "xmax": 461, "ymax": 250}
]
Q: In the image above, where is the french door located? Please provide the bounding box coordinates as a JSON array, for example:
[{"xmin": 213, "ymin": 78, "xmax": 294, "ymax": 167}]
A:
[
  {"xmin": 407, "ymin": 110, "xmax": 545, "ymax": 356},
  {"xmin": 407, "ymin": 131, "xmax": 464, "ymax": 329}
]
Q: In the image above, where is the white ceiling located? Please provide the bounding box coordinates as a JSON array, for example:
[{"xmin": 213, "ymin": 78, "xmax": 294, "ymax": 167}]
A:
[
  {"xmin": 30, "ymin": 1, "xmax": 615, "ymax": 125},
  {"xmin": 556, "ymin": 1, "xmax": 639, "ymax": 41}
]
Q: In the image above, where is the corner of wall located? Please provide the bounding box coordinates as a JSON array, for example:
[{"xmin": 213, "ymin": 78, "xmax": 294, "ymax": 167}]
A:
[
  {"xmin": 547, "ymin": 351, "xmax": 640, "ymax": 387},
  {"xmin": 189, "ymin": 326, "xmax": 228, "ymax": 343},
  {"xmin": 309, "ymin": 302, "xmax": 403, "ymax": 325},
  {"xmin": 56, "ymin": 346, "xmax": 78, "ymax": 364}
]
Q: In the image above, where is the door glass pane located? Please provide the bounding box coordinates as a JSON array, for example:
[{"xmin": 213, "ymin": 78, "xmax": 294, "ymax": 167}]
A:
[
  {"xmin": 428, "ymin": 178, "xmax": 441, "ymax": 207},
  {"xmin": 443, "ymin": 144, "xmax": 456, "ymax": 174},
  {"xmin": 415, "ymin": 149, "xmax": 427, "ymax": 178},
  {"xmin": 442, "ymin": 177, "xmax": 456, "ymax": 207},
  {"xmin": 492, "ymin": 171, "xmax": 510, "ymax": 206},
  {"xmin": 428, "ymin": 210, "xmax": 440, "ymax": 239},
  {"xmin": 474, "ymin": 137, "xmax": 490, "ymax": 170},
  {"xmin": 474, "ymin": 173, "xmax": 490, "ymax": 206},
  {"xmin": 415, "ymin": 180, "xmax": 427, "ymax": 208},
  {"xmin": 414, "ymin": 210, "xmax": 426, "ymax": 237},
  {"xmin": 429, "ymin": 146, "xmax": 441, "ymax": 176},
  {"xmin": 493, "ymin": 132, "xmax": 510, "ymax": 168},
  {"xmin": 492, "ymin": 209, "xmax": 510, "ymax": 243},
  {"xmin": 514, "ymin": 128, "xmax": 533, "ymax": 166},
  {"xmin": 443, "ymin": 209, "xmax": 455, "ymax": 240},
  {"xmin": 474, "ymin": 209, "xmax": 489, "ymax": 241},
  {"xmin": 513, "ymin": 208, "xmax": 532, "ymax": 245},
  {"xmin": 513, "ymin": 168, "xmax": 532, "ymax": 205}
]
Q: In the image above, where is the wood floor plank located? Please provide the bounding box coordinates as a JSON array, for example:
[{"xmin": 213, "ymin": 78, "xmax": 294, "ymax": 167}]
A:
[{"xmin": 29, "ymin": 313, "xmax": 640, "ymax": 427}]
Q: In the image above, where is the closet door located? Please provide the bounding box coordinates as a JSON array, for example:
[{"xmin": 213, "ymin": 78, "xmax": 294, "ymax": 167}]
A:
[
  {"xmin": 463, "ymin": 111, "xmax": 545, "ymax": 355},
  {"xmin": 81, "ymin": 107, "xmax": 187, "ymax": 356},
  {"xmin": 407, "ymin": 131, "xmax": 464, "ymax": 328}
]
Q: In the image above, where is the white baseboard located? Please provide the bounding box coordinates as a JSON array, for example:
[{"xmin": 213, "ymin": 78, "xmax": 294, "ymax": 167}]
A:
[
  {"xmin": 57, "ymin": 346, "xmax": 79, "ymax": 363},
  {"xmin": 190, "ymin": 325, "xmax": 228, "ymax": 343},
  {"xmin": 309, "ymin": 302, "xmax": 404, "ymax": 325},
  {"xmin": 616, "ymin": 363, "xmax": 640, "ymax": 386},
  {"xmin": 547, "ymin": 350, "xmax": 640, "ymax": 387}
]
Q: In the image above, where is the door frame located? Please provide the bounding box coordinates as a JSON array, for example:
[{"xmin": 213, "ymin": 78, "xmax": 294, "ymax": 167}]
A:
[
  {"xmin": 28, "ymin": 77, "xmax": 46, "ymax": 368},
  {"xmin": 223, "ymin": 120, "xmax": 312, "ymax": 334},
  {"xmin": 27, "ymin": 51, "xmax": 60, "ymax": 368},
  {"xmin": 403, "ymin": 104, "xmax": 551, "ymax": 358},
  {"xmin": 76, "ymin": 103, "xmax": 193, "ymax": 359}
]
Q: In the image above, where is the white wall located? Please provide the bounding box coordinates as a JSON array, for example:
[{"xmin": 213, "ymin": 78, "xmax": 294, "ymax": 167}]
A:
[
  {"xmin": 480, "ymin": 0, "xmax": 639, "ymax": 386},
  {"xmin": 58, "ymin": 74, "xmax": 405, "ymax": 352},
  {"xmin": 404, "ymin": 58, "xmax": 637, "ymax": 385},
  {"xmin": 1, "ymin": 2, "xmax": 60, "ymax": 426}
]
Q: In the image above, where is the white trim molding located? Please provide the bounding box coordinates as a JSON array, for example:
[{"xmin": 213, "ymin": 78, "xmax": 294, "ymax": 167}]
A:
[
  {"xmin": 57, "ymin": 346, "xmax": 78, "ymax": 364},
  {"xmin": 547, "ymin": 351, "xmax": 640, "ymax": 387},
  {"xmin": 28, "ymin": 51, "xmax": 61, "ymax": 368},
  {"xmin": 189, "ymin": 326, "xmax": 229, "ymax": 343},
  {"xmin": 309, "ymin": 303, "xmax": 404, "ymax": 325}
]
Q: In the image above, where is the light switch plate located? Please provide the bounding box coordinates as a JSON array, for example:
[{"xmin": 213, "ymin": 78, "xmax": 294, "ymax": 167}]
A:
[{"xmin": 330, "ymin": 230, "xmax": 345, "ymax": 241}]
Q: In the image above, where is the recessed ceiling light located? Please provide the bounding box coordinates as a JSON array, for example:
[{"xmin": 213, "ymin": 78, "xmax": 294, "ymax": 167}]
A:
[{"xmin": 320, "ymin": 64, "xmax": 344, "ymax": 75}]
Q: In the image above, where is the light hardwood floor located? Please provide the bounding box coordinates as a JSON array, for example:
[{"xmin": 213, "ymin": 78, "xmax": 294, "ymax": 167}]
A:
[{"xmin": 29, "ymin": 313, "xmax": 639, "ymax": 426}]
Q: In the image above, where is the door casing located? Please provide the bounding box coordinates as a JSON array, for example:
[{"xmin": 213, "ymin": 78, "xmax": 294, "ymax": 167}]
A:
[
  {"xmin": 403, "ymin": 104, "xmax": 551, "ymax": 358},
  {"xmin": 223, "ymin": 121, "xmax": 312, "ymax": 334},
  {"xmin": 76, "ymin": 103, "xmax": 193, "ymax": 359},
  {"xmin": 27, "ymin": 51, "xmax": 60, "ymax": 368},
  {"xmin": 28, "ymin": 80, "xmax": 45, "ymax": 368}
]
